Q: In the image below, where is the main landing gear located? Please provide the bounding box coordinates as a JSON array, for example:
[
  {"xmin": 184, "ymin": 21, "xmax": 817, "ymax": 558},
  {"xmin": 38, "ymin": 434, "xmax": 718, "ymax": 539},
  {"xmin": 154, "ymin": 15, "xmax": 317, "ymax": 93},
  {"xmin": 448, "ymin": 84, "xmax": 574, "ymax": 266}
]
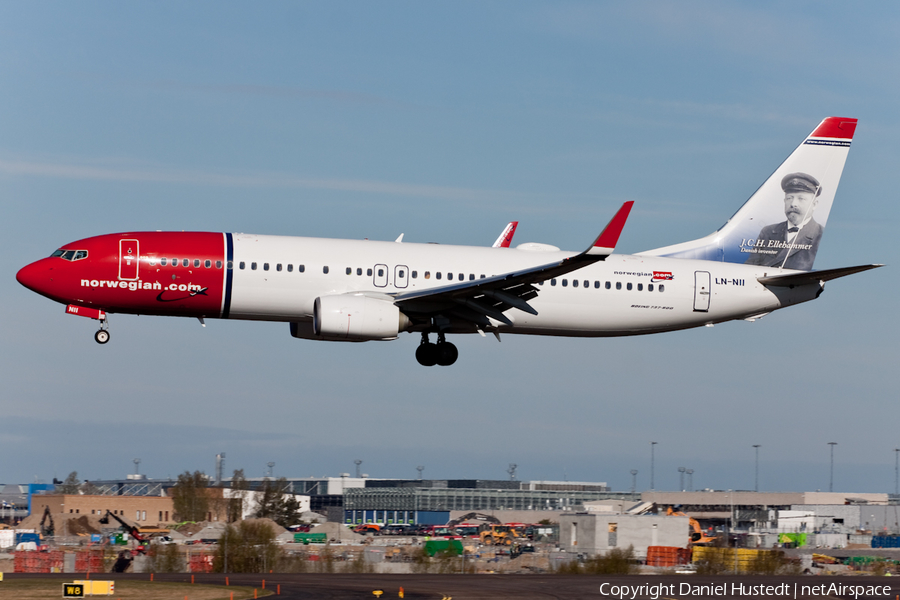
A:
[{"xmin": 416, "ymin": 332, "xmax": 458, "ymax": 367}]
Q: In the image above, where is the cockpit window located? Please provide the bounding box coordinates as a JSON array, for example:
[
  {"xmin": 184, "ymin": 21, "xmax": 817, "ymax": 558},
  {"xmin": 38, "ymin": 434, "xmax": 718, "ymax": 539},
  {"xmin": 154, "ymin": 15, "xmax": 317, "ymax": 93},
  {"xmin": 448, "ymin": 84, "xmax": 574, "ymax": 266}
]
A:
[{"xmin": 53, "ymin": 249, "xmax": 88, "ymax": 261}]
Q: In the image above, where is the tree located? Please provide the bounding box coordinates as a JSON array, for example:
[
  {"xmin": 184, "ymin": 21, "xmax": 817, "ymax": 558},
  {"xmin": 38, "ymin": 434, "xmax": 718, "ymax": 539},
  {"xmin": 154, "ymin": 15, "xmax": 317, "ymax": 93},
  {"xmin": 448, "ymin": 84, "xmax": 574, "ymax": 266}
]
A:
[
  {"xmin": 80, "ymin": 481, "xmax": 100, "ymax": 495},
  {"xmin": 170, "ymin": 471, "xmax": 210, "ymax": 522},
  {"xmin": 254, "ymin": 477, "xmax": 301, "ymax": 528},
  {"xmin": 227, "ymin": 469, "xmax": 249, "ymax": 523},
  {"xmin": 57, "ymin": 471, "xmax": 81, "ymax": 494},
  {"xmin": 213, "ymin": 520, "xmax": 280, "ymax": 573}
]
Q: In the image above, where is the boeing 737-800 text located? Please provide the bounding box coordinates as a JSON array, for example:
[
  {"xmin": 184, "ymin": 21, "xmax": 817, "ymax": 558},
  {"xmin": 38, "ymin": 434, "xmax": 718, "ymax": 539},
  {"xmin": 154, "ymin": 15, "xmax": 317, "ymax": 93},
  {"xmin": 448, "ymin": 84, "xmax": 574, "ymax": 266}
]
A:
[{"xmin": 17, "ymin": 117, "xmax": 881, "ymax": 366}]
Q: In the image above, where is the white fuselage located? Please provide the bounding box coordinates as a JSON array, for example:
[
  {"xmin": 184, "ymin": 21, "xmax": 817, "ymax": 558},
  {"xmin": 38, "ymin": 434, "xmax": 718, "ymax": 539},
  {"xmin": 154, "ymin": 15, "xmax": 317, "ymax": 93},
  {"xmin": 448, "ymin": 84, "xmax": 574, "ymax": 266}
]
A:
[{"xmin": 226, "ymin": 234, "xmax": 818, "ymax": 337}]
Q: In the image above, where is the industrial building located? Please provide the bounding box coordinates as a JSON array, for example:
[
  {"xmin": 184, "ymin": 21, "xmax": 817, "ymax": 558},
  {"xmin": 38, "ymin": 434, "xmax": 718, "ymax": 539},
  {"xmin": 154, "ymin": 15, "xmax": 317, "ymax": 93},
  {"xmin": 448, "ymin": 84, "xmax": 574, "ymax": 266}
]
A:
[{"xmin": 559, "ymin": 513, "xmax": 689, "ymax": 557}]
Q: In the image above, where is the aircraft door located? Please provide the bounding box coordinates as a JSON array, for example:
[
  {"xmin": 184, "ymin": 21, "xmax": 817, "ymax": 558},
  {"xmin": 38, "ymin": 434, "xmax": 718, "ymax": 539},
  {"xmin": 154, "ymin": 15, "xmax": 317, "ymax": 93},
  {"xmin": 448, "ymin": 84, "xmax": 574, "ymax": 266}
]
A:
[
  {"xmin": 119, "ymin": 239, "xmax": 140, "ymax": 280},
  {"xmin": 394, "ymin": 265, "xmax": 409, "ymax": 289},
  {"xmin": 373, "ymin": 264, "xmax": 388, "ymax": 287},
  {"xmin": 693, "ymin": 271, "xmax": 711, "ymax": 312}
]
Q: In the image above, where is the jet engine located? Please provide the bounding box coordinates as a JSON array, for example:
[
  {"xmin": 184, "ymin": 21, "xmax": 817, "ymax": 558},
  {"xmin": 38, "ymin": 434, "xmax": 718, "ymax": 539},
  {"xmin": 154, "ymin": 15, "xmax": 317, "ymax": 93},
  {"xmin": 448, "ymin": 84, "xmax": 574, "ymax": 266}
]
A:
[{"xmin": 311, "ymin": 294, "xmax": 410, "ymax": 341}]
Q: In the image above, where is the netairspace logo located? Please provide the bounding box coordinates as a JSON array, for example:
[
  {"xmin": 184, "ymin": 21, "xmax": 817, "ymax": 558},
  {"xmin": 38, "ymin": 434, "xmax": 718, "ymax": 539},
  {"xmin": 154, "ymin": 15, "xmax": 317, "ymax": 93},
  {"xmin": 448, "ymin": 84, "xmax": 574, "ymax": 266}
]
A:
[
  {"xmin": 599, "ymin": 582, "xmax": 893, "ymax": 599},
  {"xmin": 81, "ymin": 279, "xmax": 202, "ymax": 292}
]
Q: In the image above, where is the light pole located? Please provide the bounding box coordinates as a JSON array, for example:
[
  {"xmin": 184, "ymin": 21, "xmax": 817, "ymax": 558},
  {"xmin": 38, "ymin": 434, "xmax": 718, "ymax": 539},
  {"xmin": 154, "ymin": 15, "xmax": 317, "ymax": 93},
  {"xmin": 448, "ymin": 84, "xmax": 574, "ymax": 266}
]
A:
[
  {"xmin": 650, "ymin": 442, "xmax": 658, "ymax": 491},
  {"xmin": 686, "ymin": 469, "xmax": 694, "ymax": 492},
  {"xmin": 630, "ymin": 470, "xmax": 638, "ymax": 499},
  {"xmin": 678, "ymin": 467, "xmax": 686, "ymax": 491},
  {"xmin": 753, "ymin": 445, "xmax": 761, "ymax": 492},
  {"xmin": 828, "ymin": 442, "xmax": 837, "ymax": 492},
  {"xmin": 894, "ymin": 449, "xmax": 899, "ymax": 497}
]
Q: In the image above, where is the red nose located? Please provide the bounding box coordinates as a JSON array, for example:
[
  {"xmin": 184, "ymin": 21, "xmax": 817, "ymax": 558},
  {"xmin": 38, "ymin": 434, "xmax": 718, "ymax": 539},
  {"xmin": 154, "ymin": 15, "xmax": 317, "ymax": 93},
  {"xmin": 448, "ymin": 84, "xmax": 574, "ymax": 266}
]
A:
[{"xmin": 16, "ymin": 260, "xmax": 52, "ymax": 295}]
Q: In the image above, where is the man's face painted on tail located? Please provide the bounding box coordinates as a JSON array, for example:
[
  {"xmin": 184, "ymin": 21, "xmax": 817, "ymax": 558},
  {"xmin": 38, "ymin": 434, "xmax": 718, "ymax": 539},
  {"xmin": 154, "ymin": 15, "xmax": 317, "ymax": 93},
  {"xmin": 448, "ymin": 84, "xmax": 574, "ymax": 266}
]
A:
[{"xmin": 783, "ymin": 191, "xmax": 817, "ymax": 227}]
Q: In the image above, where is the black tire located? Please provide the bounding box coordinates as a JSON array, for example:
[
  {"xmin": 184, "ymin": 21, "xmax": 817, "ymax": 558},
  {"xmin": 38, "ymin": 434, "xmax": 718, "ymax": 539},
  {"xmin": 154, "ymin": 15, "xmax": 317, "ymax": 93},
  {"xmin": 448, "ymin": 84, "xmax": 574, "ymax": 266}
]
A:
[
  {"xmin": 436, "ymin": 342, "xmax": 458, "ymax": 366},
  {"xmin": 94, "ymin": 330, "xmax": 110, "ymax": 344},
  {"xmin": 415, "ymin": 342, "xmax": 438, "ymax": 366}
]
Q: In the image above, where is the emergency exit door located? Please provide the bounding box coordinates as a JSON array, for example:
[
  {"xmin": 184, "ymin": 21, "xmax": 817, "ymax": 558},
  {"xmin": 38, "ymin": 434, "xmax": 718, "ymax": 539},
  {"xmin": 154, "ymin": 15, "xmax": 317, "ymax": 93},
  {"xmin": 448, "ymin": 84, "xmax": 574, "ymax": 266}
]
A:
[
  {"xmin": 693, "ymin": 271, "xmax": 710, "ymax": 312},
  {"xmin": 119, "ymin": 239, "xmax": 139, "ymax": 280}
]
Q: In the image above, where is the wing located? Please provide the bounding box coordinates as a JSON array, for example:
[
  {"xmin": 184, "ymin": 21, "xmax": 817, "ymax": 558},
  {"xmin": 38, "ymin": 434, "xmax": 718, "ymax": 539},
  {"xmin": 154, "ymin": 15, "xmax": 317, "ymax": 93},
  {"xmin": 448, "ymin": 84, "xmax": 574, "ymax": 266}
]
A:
[{"xmin": 394, "ymin": 202, "xmax": 633, "ymax": 328}]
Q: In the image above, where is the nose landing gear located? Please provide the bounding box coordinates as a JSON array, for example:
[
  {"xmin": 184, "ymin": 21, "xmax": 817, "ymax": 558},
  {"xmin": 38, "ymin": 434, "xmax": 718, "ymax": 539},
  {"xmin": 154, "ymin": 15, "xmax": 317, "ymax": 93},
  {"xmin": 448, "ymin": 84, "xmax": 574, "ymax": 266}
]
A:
[
  {"xmin": 94, "ymin": 318, "xmax": 110, "ymax": 344},
  {"xmin": 415, "ymin": 332, "xmax": 458, "ymax": 367}
]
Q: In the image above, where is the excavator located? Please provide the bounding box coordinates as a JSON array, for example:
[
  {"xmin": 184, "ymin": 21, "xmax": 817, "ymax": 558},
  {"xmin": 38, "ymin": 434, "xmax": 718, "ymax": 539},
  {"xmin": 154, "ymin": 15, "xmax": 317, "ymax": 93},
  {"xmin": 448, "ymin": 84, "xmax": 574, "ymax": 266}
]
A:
[
  {"xmin": 99, "ymin": 510, "xmax": 154, "ymax": 572},
  {"xmin": 666, "ymin": 507, "xmax": 716, "ymax": 546},
  {"xmin": 39, "ymin": 506, "xmax": 55, "ymax": 537},
  {"xmin": 441, "ymin": 512, "xmax": 517, "ymax": 545}
]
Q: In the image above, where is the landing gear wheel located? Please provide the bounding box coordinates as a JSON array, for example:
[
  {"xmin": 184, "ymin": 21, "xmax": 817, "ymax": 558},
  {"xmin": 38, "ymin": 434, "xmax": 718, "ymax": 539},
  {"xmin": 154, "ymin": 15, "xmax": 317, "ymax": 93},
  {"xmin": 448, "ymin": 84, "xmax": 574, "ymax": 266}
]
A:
[
  {"xmin": 94, "ymin": 330, "xmax": 110, "ymax": 344},
  {"xmin": 416, "ymin": 342, "xmax": 439, "ymax": 367},
  {"xmin": 436, "ymin": 342, "xmax": 458, "ymax": 366}
]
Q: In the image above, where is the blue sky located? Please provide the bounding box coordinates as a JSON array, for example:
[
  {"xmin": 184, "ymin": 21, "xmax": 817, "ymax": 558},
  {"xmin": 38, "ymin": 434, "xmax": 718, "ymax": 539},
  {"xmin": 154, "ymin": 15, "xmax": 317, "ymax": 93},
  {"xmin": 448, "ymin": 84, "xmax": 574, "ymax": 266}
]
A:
[{"xmin": 1, "ymin": 1, "xmax": 898, "ymax": 493}]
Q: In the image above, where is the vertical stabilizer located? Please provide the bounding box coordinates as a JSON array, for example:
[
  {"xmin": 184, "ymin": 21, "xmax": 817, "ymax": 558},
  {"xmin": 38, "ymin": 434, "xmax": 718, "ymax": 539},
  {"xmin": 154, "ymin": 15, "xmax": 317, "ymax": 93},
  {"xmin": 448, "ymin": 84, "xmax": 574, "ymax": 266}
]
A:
[{"xmin": 640, "ymin": 117, "xmax": 857, "ymax": 270}]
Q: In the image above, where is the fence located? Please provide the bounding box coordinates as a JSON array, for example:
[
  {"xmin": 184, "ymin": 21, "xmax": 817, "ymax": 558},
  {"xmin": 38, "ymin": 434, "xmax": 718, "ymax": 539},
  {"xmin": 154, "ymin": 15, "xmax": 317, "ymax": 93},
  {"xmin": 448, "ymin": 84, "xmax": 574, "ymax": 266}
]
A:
[{"xmin": 645, "ymin": 546, "xmax": 691, "ymax": 567}]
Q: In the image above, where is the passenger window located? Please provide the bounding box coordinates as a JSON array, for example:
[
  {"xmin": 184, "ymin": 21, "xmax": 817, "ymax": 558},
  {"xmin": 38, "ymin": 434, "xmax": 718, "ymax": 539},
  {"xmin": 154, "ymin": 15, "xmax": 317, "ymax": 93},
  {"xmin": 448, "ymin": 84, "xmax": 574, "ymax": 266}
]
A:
[
  {"xmin": 377, "ymin": 268, "xmax": 384, "ymax": 277},
  {"xmin": 172, "ymin": 258, "xmax": 178, "ymax": 267},
  {"xmin": 480, "ymin": 274, "xmax": 486, "ymax": 279},
  {"xmin": 194, "ymin": 259, "xmax": 200, "ymax": 267},
  {"xmin": 251, "ymin": 262, "xmax": 257, "ymax": 270},
  {"xmin": 277, "ymin": 264, "xmax": 282, "ymax": 272},
  {"xmin": 357, "ymin": 268, "xmax": 362, "ymax": 275},
  {"xmin": 573, "ymin": 280, "xmax": 579, "ymax": 288},
  {"xmin": 205, "ymin": 259, "xmax": 211, "ymax": 268},
  {"xmin": 637, "ymin": 283, "xmax": 643, "ymax": 291},
  {"xmin": 346, "ymin": 267, "xmax": 352, "ymax": 275},
  {"xmin": 298, "ymin": 264, "xmax": 305, "ymax": 273},
  {"xmin": 398, "ymin": 270, "xmax": 405, "ymax": 278},
  {"xmin": 562, "ymin": 279, "xmax": 568, "ymax": 287},
  {"xmin": 616, "ymin": 282, "xmax": 621, "ymax": 290},
  {"xmin": 367, "ymin": 268, "xmax": 373, "ymax": 276},
  {"xmin": 659, "ymin": 284, "xmax": 665, "ymax": 292},
  {"xmin": 648, "ymin": 283, "xmax": 654, "ymax": 291},
  {"xmin": 424, "ymin": 271, "xmax": 430, "ymax": 279},
  {"xmin": 458, "ymin": 273, "xmax": 463, "ymax": 281},
  {"xmin": 469, "ymin": 274, "xmax": 475, "ymax": 281},
  {"xmin": 183, "ymin": 259, "xmax": 189, "ymax": 267},
  {"xmin": 606, "ymin": 281, "xmax": 611, "ymax": 289},
  {"xmin": 594, "ymin": 281, "xmax": 600, "ymax": 289},
  {"xmin": 583, "ymin": 280, "xmax": 588, "ymax": 288},
  {"xmin": 263, "ymin": 263, "xmax": 269, "ymax": 271},
  {"xmin": 627, "ymin": 283, "xmax": 632, "ymax": 291},
  {"xmin": 287, "ymin": 264, "xmax": 293, "ymax": 272},
  {"xmin": 323, "ymin": 266, "xmax": 329, "ymax": 274},
  {"xmin": 551, "ymin": 279, "xmax": 557, "ymax": 286},
  {"xmin": 447, "ymin": 273, "xmax": 453, "ymax": 280},
  {"xmin": 216, "ymin": 260, "xmax": 222, "ymax": 269},
  {"xmin": 161, "ymin": 258, "xmax": 167, "ymax": 266},
  {"xmin": 239, "ymin": 262, "xmax": 245, "ymax": 270},
  {"xmin": 226, "ymin": 261, "xmax": 233, "ymax": 270},
  {"xmin": 436, "ymin": 272, "xmax": 442, "ymax": 280},
  {"xmin": 412, "ymin": 271, "xmax": 418, "ymax": 279}
]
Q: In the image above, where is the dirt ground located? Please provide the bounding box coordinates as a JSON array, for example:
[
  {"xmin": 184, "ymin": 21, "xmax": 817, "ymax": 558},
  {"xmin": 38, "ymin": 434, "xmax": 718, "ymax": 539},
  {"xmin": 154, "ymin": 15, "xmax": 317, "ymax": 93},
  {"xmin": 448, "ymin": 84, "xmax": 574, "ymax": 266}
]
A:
[{"xmin": 0, "ymin": 578, "xmax": 271, "ymax": 600}]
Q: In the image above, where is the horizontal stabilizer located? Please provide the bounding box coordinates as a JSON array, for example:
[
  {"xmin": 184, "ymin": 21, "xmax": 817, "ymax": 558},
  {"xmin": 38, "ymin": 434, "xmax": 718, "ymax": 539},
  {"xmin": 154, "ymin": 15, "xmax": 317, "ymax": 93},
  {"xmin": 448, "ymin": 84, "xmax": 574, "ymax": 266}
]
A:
[{"xmin": 758, "ymin": 264, "xmax": 883, "ymax": 287}]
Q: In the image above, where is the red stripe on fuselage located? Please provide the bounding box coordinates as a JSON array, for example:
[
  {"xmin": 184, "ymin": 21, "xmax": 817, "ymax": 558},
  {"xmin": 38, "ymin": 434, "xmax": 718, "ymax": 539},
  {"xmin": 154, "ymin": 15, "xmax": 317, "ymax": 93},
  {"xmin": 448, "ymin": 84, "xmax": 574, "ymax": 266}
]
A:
[{"xmin": 23, "ymin": 232, "xmax": 226, "ymax": 318}]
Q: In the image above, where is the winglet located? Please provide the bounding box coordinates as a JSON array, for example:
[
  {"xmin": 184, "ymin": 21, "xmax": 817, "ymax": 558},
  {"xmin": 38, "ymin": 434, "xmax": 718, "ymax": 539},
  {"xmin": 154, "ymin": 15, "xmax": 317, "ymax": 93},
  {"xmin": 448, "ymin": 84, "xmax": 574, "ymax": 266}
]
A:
[
  {"xmin": 586, "ymin": 201, "xmax": 633, "ymax": 256},
  {"xmin": 492, "ymin": 221, "xmax": 518, "ymax": 248}
]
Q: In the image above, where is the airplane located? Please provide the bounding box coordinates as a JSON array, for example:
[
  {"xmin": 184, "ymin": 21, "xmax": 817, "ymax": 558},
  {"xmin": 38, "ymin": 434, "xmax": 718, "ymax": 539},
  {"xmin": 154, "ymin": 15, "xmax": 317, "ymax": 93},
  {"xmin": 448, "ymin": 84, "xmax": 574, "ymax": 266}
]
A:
[{"xmin": 16, "ymin": 117, "xmax": 881, "ymax": 366}]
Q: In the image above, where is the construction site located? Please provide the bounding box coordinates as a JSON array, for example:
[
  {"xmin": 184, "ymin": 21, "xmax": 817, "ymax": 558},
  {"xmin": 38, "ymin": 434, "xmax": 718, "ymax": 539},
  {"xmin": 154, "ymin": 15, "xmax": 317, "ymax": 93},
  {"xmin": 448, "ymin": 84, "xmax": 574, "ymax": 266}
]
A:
[{"xmin": 2, "ymin": 470, "xmax": 900, "ymax": 577}]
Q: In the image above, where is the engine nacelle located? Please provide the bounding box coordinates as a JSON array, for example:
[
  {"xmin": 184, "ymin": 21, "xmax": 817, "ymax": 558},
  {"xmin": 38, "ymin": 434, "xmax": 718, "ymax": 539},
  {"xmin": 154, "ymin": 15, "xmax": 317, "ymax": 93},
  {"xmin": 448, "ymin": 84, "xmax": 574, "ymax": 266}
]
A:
[{"xmin": 312, "ymin": 294, "xmax": 409, "ymax": 341}]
